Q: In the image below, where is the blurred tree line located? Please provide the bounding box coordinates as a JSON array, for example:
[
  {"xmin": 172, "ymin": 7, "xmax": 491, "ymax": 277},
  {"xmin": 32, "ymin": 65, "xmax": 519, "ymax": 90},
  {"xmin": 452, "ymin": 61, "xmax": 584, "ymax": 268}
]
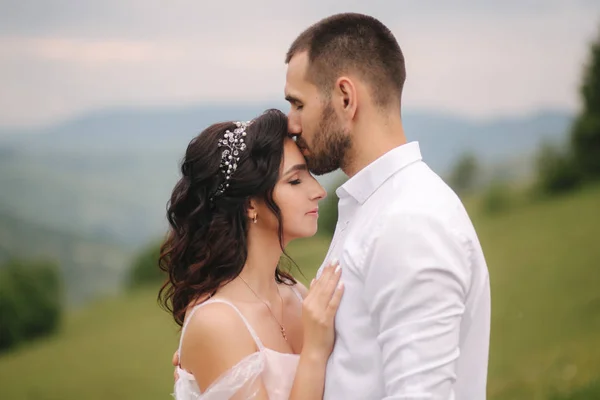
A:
[
  {"xmin": 0, "ymin": 259, "xmax": 63, "ymax": 352},
  {"xmin": 317, "ymin": 175, "xmax": 347, "ymax": 238},
  {"xmin": 448, "ymin": 23, "xmax": 600, "ymax": 211},
  {"xmin": 127, "ymin": 240, "xmax": 164, "ymax": 288},
  {"xmin": 537, "ymin": 24, "xmax": 600, "ymax": 195},
  {"xmin": 448, "ymin": 153, "xmax": 479, "ymax": 195}
]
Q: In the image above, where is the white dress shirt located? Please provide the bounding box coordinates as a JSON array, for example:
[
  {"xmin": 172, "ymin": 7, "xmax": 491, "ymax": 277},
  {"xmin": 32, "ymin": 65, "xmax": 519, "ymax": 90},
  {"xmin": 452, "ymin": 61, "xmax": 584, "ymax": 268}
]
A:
[{"xmin": 317, "ymin": 142, "xmax": 491, "ymax": 399}]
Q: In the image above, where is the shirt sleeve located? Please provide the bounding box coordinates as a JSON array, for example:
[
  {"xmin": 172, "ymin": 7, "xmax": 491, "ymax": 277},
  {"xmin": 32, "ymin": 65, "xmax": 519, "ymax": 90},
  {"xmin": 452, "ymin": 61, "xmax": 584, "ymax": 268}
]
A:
[{"xmin": 362, "ymin": 211, "xmax": 472, "ymax": 399}]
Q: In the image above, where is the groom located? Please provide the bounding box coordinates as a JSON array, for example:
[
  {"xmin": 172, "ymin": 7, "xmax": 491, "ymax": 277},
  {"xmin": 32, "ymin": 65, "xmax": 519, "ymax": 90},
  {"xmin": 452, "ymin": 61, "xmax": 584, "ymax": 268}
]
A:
[
  {"xmin": 173, "ymin": 12, "xmax": 491, "ymax": 399},
  {"xmin": 283, "ymin": 13, "xmax": 490, "ymax": 399}
]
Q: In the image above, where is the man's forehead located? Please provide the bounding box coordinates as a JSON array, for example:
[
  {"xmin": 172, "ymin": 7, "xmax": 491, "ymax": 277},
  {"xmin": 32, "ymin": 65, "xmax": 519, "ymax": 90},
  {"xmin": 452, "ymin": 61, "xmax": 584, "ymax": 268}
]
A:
[
  {"xmin": 286, "ymin": 51, "xmax": 309, "ymax": 81},
  {"xmin": 285, "ymin": 67, "xmax": 317, "ymax": 100},
  {"xmin": 284, "ymin": 69, "xmax": 298, "ymax": 99},
  {"xmin": 284, "ymin": 72, "xmax": 306, "ymax": 102}
]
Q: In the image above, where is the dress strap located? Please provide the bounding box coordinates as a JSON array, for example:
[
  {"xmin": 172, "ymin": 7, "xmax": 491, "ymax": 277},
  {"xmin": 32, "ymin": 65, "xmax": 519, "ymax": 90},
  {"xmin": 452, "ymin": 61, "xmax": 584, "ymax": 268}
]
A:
[
  {"xmin": 178, "ymin": 299, "xmax": 265, "ymax": 359},
  {"xmin": 290, "ymin": 285, "xmax": 304, "ymax": 302}
]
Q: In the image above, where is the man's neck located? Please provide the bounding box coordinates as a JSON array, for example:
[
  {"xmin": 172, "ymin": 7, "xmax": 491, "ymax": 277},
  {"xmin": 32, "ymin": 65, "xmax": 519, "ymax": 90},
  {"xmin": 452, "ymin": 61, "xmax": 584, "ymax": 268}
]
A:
[{"xmin": 342, "ymin": 117, "xmax": 407, "ymax": 178}]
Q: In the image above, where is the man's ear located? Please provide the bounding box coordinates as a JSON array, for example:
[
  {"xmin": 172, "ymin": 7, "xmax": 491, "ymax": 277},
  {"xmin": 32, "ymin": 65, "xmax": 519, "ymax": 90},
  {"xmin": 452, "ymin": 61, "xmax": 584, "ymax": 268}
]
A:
[{"xmin": 336, "ymin": 76, "xmax": 357, "ymax": 120}]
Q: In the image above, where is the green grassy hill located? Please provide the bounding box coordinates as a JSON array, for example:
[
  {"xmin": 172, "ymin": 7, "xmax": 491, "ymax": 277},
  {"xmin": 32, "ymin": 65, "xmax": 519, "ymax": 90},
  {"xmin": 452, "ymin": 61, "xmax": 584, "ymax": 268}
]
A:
[
  {"xmin": 0, "ymin": 185, "xmax": 599, "ymax": 400},
  {"xmin": 477, "ymin": 184, "xmax": 600, "ymax": 399}
]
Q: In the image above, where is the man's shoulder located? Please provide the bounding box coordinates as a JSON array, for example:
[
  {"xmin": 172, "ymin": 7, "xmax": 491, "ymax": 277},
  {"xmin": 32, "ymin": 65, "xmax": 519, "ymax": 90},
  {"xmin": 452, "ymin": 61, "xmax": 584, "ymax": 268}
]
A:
[
  {"xmin": 341, "ymin": 162, "xmax": 471, "ymax": 257},
  {"xmin": 358, "ymin": 165, "xmax": 474, "ymax": 243},
  {"xmin": 368, "ymin": 165, "xmax": 461, "ymax": 220},
  {"xmin": 393, "ymin": 161, "xmax": 458, "ymax": 202}
]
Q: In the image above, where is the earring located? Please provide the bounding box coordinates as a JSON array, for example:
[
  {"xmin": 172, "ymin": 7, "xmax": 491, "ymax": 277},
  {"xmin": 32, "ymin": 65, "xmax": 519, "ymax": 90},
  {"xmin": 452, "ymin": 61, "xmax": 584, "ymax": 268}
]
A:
[{"xmin": 252, "ymin": 215, "xmax": 258, "ymax": 224}]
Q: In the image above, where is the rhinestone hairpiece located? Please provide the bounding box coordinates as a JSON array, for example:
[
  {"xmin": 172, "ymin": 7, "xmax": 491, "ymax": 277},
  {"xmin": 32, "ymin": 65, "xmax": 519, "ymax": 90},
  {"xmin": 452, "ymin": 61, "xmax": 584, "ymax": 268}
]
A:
[{"xmin": 211, "ymin": 120, "xmax": 251, "ymax": 200}]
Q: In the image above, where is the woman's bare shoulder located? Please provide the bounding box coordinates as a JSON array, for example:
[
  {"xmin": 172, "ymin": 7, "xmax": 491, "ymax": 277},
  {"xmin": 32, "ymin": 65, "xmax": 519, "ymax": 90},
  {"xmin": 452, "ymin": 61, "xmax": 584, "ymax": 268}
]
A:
[{"xmin": 180, "ymin": 302, "xmax": 259, "ymax": 389}]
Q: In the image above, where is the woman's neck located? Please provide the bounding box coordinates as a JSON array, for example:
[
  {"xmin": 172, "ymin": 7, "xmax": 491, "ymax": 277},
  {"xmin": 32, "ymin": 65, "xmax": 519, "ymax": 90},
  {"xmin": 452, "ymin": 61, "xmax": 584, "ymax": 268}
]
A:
[{"xmin": 238, "ymin": 229, "xmax": 285, "ymax": 298}]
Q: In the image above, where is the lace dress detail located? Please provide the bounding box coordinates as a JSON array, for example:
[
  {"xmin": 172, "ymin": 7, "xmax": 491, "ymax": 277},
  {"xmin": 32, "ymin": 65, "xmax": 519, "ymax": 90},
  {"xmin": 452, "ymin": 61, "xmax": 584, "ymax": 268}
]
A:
[{"xmin": 173, "ymin": 288, "xmax": 303, "ymax": 400}]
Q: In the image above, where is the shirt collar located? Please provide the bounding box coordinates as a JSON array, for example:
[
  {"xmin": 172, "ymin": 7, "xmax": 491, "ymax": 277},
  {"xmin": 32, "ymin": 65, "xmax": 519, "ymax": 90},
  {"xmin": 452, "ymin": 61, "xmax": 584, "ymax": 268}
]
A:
[{"xmin": 336, "ymin": 141, "xmax": 422, "ymax": 204}]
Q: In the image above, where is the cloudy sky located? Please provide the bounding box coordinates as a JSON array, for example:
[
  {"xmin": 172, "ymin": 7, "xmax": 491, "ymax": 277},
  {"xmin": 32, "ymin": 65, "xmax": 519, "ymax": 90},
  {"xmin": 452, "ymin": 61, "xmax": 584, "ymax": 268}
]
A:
[{"xmin": 0, "ymin": 0, "xmax": 599, "ymax": 128}]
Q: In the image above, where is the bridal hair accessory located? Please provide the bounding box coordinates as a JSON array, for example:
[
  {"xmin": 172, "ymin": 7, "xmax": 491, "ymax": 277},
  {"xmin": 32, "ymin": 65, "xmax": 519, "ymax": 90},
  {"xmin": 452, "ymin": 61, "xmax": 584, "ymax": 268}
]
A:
[{"xmin": 210, "ymin": 120, "xmax": 252, "ymax": 201}]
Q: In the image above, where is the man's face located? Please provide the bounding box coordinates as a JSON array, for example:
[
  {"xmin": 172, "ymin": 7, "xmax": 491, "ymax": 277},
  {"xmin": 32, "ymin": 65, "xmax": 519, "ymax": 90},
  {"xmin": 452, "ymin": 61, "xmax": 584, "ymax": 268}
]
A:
[{"xmin": 285, "ymin": 52, "xmax": 351, "ymax": 176}]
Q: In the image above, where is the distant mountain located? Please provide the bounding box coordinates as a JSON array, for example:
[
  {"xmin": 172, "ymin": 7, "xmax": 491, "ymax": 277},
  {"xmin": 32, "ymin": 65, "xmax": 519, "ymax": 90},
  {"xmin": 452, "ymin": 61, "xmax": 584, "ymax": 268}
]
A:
[
  {"xmin": 0, "ymin": 103, "xmax": 278, "ymax": 152},
  {"xmin": 0, "ymin": 103, "xmax": 574, "ymax": 248},
  {"xmin": 403, "ymin": 109, "xmax": 573, "ymax": 173},
  {"xmin": 0, "ymin": 104, "xmax": 573, "ymax": 167}
]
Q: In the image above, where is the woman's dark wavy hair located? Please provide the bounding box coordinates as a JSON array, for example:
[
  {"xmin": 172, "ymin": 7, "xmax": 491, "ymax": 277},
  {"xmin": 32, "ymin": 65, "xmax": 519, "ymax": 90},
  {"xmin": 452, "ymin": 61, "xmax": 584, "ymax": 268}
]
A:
[{"xmin": 158, "ymin": 108, "xmax": 297, "ymax": 326}]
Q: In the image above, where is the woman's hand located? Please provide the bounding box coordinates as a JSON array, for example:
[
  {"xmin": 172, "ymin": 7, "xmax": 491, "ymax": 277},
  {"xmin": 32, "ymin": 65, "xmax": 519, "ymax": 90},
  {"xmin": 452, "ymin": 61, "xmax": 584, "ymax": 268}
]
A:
[{"xmin": 300, "ymin": 260, "xmax": 344, "ymax": 362}]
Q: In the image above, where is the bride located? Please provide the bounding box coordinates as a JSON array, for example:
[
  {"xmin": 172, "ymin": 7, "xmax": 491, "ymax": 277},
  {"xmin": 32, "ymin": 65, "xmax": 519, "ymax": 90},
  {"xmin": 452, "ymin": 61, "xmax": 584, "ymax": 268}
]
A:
[{"xmin": 159, "ymin": 108, "xmax": 344, "ymax": 399}]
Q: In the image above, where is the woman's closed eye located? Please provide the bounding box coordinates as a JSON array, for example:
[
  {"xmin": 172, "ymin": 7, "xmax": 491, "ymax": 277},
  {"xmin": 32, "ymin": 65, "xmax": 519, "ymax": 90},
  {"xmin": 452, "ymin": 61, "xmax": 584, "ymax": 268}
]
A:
[{"xmin": 289, "ymin": 178, "xmax": 302, "ymax": 185}]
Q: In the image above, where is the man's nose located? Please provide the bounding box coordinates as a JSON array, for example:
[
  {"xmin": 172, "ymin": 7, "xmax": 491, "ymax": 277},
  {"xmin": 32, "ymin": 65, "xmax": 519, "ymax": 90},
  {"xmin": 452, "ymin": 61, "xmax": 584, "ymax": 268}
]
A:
[{"xmin": 288, "ymin": 114, "xmax": 301, "ymax": 135}]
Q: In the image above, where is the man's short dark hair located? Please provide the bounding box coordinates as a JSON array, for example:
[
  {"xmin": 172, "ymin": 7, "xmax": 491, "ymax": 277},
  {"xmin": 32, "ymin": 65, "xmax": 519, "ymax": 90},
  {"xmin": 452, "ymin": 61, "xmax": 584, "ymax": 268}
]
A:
[{"xmin": 286, "ymin": 13, "xmax": 406, "ymax": 108}]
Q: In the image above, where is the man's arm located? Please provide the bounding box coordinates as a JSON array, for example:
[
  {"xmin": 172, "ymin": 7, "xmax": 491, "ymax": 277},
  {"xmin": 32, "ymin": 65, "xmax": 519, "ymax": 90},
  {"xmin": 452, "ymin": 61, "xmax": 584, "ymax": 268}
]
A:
[{"xmin": 363, "ymin": 212, "xmax": 471, "ymax": 399}]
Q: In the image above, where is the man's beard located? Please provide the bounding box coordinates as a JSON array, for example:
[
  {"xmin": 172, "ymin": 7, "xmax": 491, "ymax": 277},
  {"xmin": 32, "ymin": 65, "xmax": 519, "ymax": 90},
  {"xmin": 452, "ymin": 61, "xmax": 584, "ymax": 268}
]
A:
[{"xmin": 302, "ymin": 102, "xmax": 351, "ymax": 176}]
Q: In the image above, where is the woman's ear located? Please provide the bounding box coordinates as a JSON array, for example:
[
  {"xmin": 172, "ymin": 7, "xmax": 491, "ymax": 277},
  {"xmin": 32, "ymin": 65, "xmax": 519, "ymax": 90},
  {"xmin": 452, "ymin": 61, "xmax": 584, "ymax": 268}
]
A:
[{"xmin": 247, "ymin": 198, "xmax": 258, "ymax": 222}]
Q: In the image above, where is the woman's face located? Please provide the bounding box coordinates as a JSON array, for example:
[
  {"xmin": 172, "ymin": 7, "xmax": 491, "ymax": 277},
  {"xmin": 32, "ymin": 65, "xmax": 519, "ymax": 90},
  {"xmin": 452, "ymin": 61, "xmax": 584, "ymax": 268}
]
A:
[{"xmin": 255, "ymin": 138, "xmax": 327, "ymax": 243}]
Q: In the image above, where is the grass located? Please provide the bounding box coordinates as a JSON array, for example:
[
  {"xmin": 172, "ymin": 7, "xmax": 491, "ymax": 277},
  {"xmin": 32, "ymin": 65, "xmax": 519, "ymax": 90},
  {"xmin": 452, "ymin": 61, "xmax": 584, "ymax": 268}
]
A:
[
  {"xmin": 478, "ymin": 184, "xmax": 600, "ymax": 399},
  {"xmin": 0, "ymin": 238, "xmax": 331, "ymax": 400},
  {"xmin": 0, "ymin": 289, "xmax": 178, "ymax": 399},
  {"xmin": 1, "ymin": 185, "xmax": 599, "ymax": 399}
]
